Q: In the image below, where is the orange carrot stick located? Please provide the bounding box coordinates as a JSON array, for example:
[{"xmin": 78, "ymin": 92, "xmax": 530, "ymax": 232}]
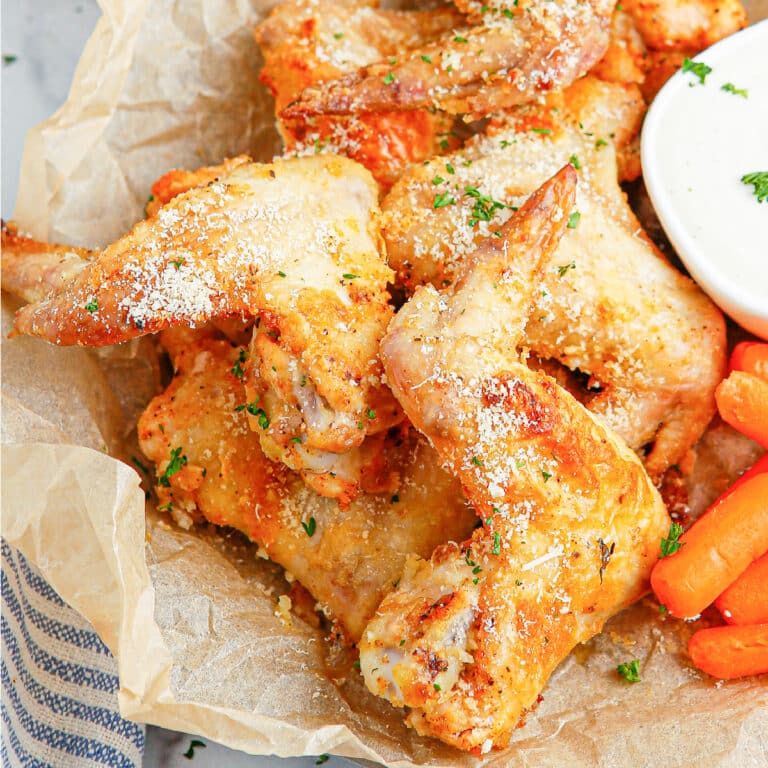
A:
[
  {"xmin": 688, "ymin": 624, "xmax": 768, "ymax": 679},
  {"xmin": 730, "ymin": 341, "xmax": 768, "ymax": 382},
  {"xmin": 715, "ymin": 550, "xmax": 768, "ymax": 625},
  {"xmin": 651, "ymin": 473, "xmax": 768, "ymax": 618},
  {"xmin": 715, "ymin": 371, "xmax": 768, "ymax": 449}
]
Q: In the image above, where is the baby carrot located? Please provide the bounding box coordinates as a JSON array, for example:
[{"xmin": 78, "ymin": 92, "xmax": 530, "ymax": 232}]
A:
[
  {"xmin": 715, "ymin": 550, "xmax": 768, "ymax": 625},
  {"xmin": 688, "ymin": 624, "xmax": 768, "ymax": 679},
  {"xmin": 730, "ymin": 341, "xmax": 768, "ymax": 382},
  {"xmin": 722, "ymin": 453, "xmax": 768, "ymax": 499},
  {"xmin": 715, "ymin": 371, "xmax": 768, "ymax": 449},
  {"xmin": 650, "ymin": 473, "xmax": 768, "ymax": 618}
]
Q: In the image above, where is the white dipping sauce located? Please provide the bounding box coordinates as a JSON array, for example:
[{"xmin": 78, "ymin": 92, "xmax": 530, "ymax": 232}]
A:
[{"xmin": 642, "ymin": 20, "xmax": 768, "ymax": 339}]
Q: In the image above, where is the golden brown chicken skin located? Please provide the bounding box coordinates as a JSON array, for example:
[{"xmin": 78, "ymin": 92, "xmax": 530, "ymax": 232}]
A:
[
  {"xmin": 361, "ymin": 167, "xmax": 670, "ymax": 753},
  {"xmin": 137, "ymin": 336, "xmax": 476, "ymax": 641},
  {"xmin": 11, "ymin": 155, "xmax": 406, "ymax": 498},
  {"xmin": 380, "ymin": 115, "xmax": 726, "ymax": 479}
]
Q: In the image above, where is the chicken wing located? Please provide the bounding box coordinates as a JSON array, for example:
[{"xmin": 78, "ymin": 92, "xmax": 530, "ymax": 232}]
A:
[
  {"xmin": 381, "ymin": 115, "xmax": 725, "ymax": 478},
  {"xmin": 281, "ymin": 0, "xmax": 614, "ymax": 119},
  {"xmin": 361, "ymin": 167, "xmax": 670, "ymax": 753},
  {"xmin": 12, "ymin": 155, "xmax": 405, "ymax": 490},
  {"xmin": 255, "ymin": 0, "xmax": 462, "ymax": 187},
  {"xmin": 137, "ymin": 337, "xmax": 476, "ymax": 641}
]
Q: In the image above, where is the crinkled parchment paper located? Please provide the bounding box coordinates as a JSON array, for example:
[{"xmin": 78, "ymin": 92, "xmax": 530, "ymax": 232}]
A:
[{"xmin": 3, "ymin": 0, "xmax": 768, "ymax": 764}]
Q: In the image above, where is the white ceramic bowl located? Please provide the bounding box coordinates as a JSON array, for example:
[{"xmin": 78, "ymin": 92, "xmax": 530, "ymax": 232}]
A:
[{"xmin": 641, "ymin": 20, "xmax": 768, "ymax": 339}]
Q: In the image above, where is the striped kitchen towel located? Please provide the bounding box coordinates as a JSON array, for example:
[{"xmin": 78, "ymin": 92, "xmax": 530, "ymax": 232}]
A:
[{"xmin": 1, "ymin": 540, "xmax": 145, "ymax": 768}]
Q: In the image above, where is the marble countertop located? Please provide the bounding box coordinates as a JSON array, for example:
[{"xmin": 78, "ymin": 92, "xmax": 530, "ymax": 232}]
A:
[{"xmin": 1, "ymin": 3, "xmax": 362, "ymax": 766}]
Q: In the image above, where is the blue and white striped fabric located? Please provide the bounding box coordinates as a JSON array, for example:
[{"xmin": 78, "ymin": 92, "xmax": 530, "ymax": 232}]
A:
[{"xmin": 1, "ymin": 540, "xmax": 145, "ymax": 768}]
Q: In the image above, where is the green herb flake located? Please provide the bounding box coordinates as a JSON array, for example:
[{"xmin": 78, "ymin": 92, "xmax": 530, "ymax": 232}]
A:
[
  {"xmin": 492, "ymin": 532, "xmax": 501, "ymax": 555},
  {"xmin": 383, "ymin": 71, "xmax": 395, "ymax": 85},
  {"xmin": 567, "ymin": 211, "xmax": 581, "ymax": 229},
  {"xmin": 569, "ymin": 153, "xmax": 581, "ymax": 170},
  {"xmin": 617, "ymin": 659, "xmax": 641, "ymax": 682},
  {"xmin": 453, "ymin": 35, "xmax": 468, "ymax": 43},
  {"xmin": 659, "ymin": 521, "xmax": 685, "ymax": 558},
  {"xmin": 290, "ymin": 436, "xmax": 303, "ymax": 444},
  {"xmin": 502, "ymin": 8, "xmax": 515, "ymax": 18},
  {"xmin": 681, "ymin": 57, "xmax": 712, "ymax": 85},
  {"xmin": 343, "ymin": 273, "xmax": 360, "ymax": 280},
  {"xmin": 277, "ymin": 270, "xmax": 287, "ymax": 277},
  {"xmin": 3, "ymin": 54, "xmax": 18, "ymax": 65},
  {"xmin": 471, "ymin": 456, "xmax": 484, "ymax": 467},
  {"xmin": 84, "ymin": 299, "xmax": 99, "ymax": 313},
  {"xmin": 445, "ymin": 162, "xmax": 455, "ymax": 174},
  {"xmin": 302, "ymin": 517, "xmax": 317, "ymax": 537},
  {"xmin": 721, "ymin": 82, "xmax": 747, "ymax": 98},
  {"xmin": 183, "ymin": 739, "xmax": 206, "ymax": 759},
  {"xmin": 541, "ymin": 469, "xmax": 552, "ymax": 482},
  {"xmin": 158, "ymin": 447, "xmax": 187, "ymax": 487},
  {"xmin": 432, "ymin": 175, "xmax": 445, "ymax": 185},
  {"xmin": 741, "ymin": 171, "xmax": 768, "ymax": 203},
  {"xmin": 316, "ymin": 756, "xmax": 330, "ymax": 765},
  {"xmin": 556, "ymin": 261, "xmax": 576, "ymax": 277},
  {"xmin": 530, "ymin": 127, "xmax": 552, "ymax": 135},
  {"xmin": 433, "ymin": 683, "xmax": 442, "ymax": 691},
  {"xmin": 230, "ymin": 349, "xmax": 247, "ymax": 379},
  {"xmin": 433, "ymin": 191, "xmax": 456, "ymax": 208},
  {"xmin": 421, "ymin": 54, "xmax": 432, "ymax": 63},
  {"xmin": 659, "ymin": 604, "xmax": 668, "ymax": 614},
  {"xmin": 390, "ymin": 494, "xmax": 400, "ymax": 504},
  {"xmin": 595, "ymin": 138, "xmax": 608, "ymax": 148},
  {"xmin": 439, "ymin": 138, "xmax": 450, "ymax": 151},
  {"xmin": 157, "ymin": 502, "xmax": 174, "ymax": 513},
  {"xmin": 399, "ymin": 638, "xmax": 406, "ymax": 646},
  {"xmin": 171, "ymin": 258, "xmax": 185, "ymax": 269},
  {"xmin": 366, "ymin": 408, "xmax": 376, "ymax": 419},
  {"xmin": 333, "ymin": 32, "xmax": 344, "ymax": 39}
]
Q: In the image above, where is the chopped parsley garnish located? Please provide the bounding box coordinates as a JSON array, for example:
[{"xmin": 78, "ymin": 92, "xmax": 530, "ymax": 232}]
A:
[
  {"xmin": 445, "ymin": 162, "xmax": 455, "ymax": 174},
  {"xmin": 567, "ymin": 211, "xmax": 581, "ymax": 229},
  {"xmin": 556, "ymin": 260, "xmax": 576, "ymax": 277},
  {"xmin": 183, "ymin": 739, "xmax": 206, "ymax": 759},
  {"xmin": 433, "ymin": 191, "xmax": 456, "ymax": 208},
  {"xmin": 617, "ymin": 659, "xmax": 641, "ymax": 682},
  {"xmin": 144, "ymin": 194, "xmax": 155, "ymax": 217},
  {"xmin": 301, "ymin": 517, "xmax": 317, "ymax": 537},
  {"xmin": 399, "ymin": 638, "xmax": 406, "ymax": 646},
  {"xmin": 366, "ymin": 408, "xmax": 376, "ymax": 419},
  {"xmin": 421, "ymin": 54, "xmax": 432, "ymax": 63},
  {"xmin": 453, "ymin": 35, "xmax": 468, "ymax": 43},
  {"xmin": 290, "ymin": 436, "xmax": 303, "ymax": 444},
  {"xmin": 433, "ymin": 683, "xmax": 442, "ymax": 691},
  {"xmin": 659, "ymin": 604, "xmax": 668, "ymax": 614},
  {"xmin": 84, "ymin": 299, "xmax": 99, "ymax": 313},
  {"xmin": 741, "ymin": 171, "xmax": 768, "ymax": 203},
  {"xmin": 300, "ymin": 374, "xmax": 307, "ymax": 387},
  {"xmin": 541, "ymin": 469, "xmax": 552, "ymax": 482},
  {"xmin": 342, "ymin": 273, "xmax": 360, "ymax": 280},
  {"xmin": 464, "ymin": 185, "xmax": 507, "ymax": 227},
  {"xmin": 333, "ymin": 32, "xmax": 344, "ymax": 39},
  {"xmin": 254, "ymin": 409, "xmax": 270, "ymax": 430},
  {"xmin": 530, "ymin": 127, "xmax": 552, "ymax": 135},
  {"xmin": 439, "ymin": 138, "xmax": 450, "ymax": 151},
  {"xmin": 316, "ymin": 756, "xmax": 330, "ymax": 765},
  {"xmin": 230, "ymin": 349, "xmax": 246, "ymax": 379},
  {"xmin": 681, "ymin": 57, "xmax": 712, "ymax": 85},
  {"xmin": 471, "ymin": 456, "xmax": 484, "ymax": 467},
  {"xmin": 659, "ymin": 522, "xmax": 685, "ymax": 557},
  {"xmin": 595, "ymin": 138, "xmax": 608, "ymax": 148},
  {"xmin": 492, "ymin": 532, "xmax": 501, "ymax": 555},
  {"xmin": 277, "ymin": 270, "xmax": 287, "ymax": 277},
  {"xmin": 569, "ymin": 153, "xmax": 581, "ymax": 170},
  {"xmin": 721, "ymin": 82, "xmax": 747, "ymax": 98},
  {"xmin": 432, "ymin": 175, "xmax": 444, "ymax": 185},
  {"xmin": 159, "ymin": 447, "xmax": 187, "ymax": 487},
  {"xmin": 157, "ymin": 502, "xmax": 174, "ymax": 513},
  {"xmin": 3, "ymin": 54, "xmax": 18, "ymax": 65},
  {"xmin": 171, "ymin": 258, "xmax": 185, "ymax": 269},
  {"xmin": 383, "ymin": 71, "xmax": 395, "ymax": 85},
  {"xmin": 389, "ymin": 58, "xmax": 398, "ymax": 66},
  {"xmin": 390, "ymin": 494, "xmax": 400, "ymax": 504},
  {"xmin": 502, "ymin": 7, "xmax": 515, "ymax": 18}
]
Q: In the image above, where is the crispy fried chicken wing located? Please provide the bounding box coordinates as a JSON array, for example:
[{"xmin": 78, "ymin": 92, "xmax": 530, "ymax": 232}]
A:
[
  {"xmin": 255, "ymin": 0, "xmax": 462, "ymax": 187},
  {"xmin": 282, "ymin": 0, "xmax": 613, "ymax": 119},
  {"xmin": 381, "ymin": 117, "xmax": 725, "ymax": 478},
  {"xmin": 1, "ymin": 221, "xmax": 94, "ymax": 304},
  {"xmin": 12, "ymin": 155, "xmax": 405, "ymax": 496},
  {"xmin": 361, "ymin": 167, "xmax": 670, "ymax": 753},
  {"xmin": 137, "ymin": 337, "xmax": 476, "ymax": 641}
]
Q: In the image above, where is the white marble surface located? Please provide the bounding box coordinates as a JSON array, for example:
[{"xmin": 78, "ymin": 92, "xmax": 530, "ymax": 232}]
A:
[{"xmin": 1, "ymin": 2, "xmax": 362, "ymax": 766}]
